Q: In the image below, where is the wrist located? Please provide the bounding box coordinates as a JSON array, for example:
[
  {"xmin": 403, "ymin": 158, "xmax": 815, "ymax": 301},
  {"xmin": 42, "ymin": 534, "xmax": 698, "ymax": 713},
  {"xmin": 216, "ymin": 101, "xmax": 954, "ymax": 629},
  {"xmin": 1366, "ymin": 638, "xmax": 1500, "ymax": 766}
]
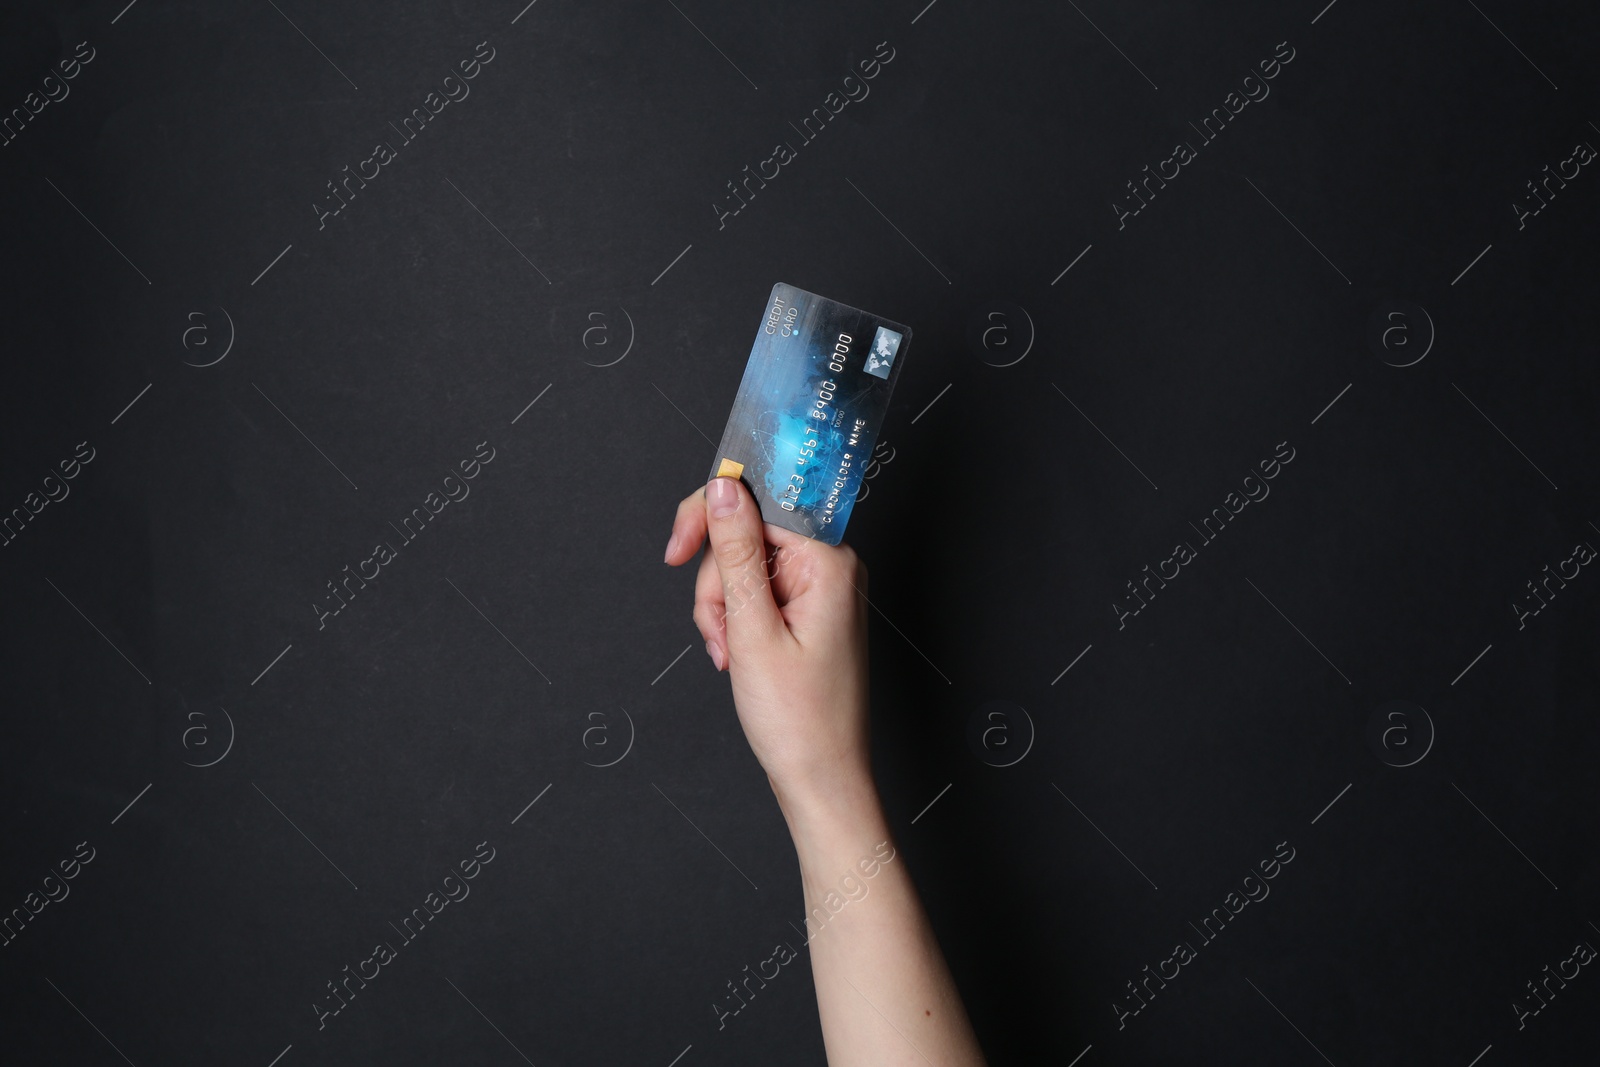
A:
[{"xmin": 769, "ymin": 762, "xmax": 888, "ymax": 862}]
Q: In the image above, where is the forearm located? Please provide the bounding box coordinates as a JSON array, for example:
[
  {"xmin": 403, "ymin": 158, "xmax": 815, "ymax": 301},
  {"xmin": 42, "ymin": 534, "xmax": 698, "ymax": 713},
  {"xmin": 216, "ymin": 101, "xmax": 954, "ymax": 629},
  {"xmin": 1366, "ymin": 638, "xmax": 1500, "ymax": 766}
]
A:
[{"xmin": 773, "ymin": 771, "xmax": 987, "ymax": 1067}]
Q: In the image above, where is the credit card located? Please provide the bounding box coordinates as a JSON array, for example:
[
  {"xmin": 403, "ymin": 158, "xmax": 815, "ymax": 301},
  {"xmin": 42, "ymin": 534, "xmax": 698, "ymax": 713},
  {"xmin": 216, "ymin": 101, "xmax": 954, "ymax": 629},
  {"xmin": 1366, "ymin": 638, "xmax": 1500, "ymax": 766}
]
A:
[{"xmin": 707, "ymin": 282, "xmax": 912, "ymax": 545}]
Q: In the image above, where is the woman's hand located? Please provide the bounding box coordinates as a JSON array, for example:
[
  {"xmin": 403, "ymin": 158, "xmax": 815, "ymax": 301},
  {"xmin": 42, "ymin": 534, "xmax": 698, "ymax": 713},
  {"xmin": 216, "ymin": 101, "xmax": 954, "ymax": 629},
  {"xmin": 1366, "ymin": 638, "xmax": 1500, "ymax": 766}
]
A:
[
  {"xmin": 664, "ymin": 475, "xmax": 873, "ymax": 803},
  {"xmin": 665, "ymin": 475, "xmax": 988, "ymax": 1065}
]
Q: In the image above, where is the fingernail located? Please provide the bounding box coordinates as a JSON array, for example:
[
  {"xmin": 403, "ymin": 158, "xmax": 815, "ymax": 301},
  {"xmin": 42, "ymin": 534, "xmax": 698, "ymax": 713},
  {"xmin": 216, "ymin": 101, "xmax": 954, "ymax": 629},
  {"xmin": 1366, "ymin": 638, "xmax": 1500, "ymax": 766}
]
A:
[
  {"xmin": 707, "ymin": 476, "xmax": 739, "ymax": 518},
  {"xmin": 706, "ymin": 640, "xmax": 725, "ymax": 670},
  {"xmin": 664, "ymin": 531, "xmax": 679, "ymax": 562}
]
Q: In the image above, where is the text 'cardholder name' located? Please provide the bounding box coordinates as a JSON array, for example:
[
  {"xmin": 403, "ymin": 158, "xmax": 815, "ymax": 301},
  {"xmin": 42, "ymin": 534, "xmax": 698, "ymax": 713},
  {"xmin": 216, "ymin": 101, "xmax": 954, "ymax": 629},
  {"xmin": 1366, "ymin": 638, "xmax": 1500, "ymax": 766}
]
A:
[{"xmin": 707, "ymin": 282, "xmax": 912, "ymax": 545}]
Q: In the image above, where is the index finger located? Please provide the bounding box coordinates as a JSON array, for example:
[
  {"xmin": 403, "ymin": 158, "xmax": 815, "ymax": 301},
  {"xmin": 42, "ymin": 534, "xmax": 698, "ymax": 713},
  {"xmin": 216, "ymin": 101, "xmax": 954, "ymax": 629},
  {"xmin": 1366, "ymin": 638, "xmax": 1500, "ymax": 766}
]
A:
[
  {"xmin": 664, "ymin": 484, "xmax": 710, "ymax": 566},
  {"xmin": 664, "ymin": 480, "xmax": 833, "ymax": 576}
]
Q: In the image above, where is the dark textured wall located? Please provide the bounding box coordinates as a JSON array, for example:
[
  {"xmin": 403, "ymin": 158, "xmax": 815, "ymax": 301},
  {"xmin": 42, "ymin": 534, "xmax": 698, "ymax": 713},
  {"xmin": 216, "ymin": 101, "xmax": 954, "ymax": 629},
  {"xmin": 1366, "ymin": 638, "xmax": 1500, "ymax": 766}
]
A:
[{"xmin": 2, "ymin": 1, "xmax": 1596, "ymax": 1064}]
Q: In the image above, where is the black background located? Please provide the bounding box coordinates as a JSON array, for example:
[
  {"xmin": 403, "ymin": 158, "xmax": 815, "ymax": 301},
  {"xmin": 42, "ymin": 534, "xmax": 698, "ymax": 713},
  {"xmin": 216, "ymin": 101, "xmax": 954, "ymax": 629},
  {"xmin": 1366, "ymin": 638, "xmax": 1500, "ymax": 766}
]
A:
[{"xmin": 2, "ymin": 1, "xmax": 1597, "ymax": 1064}]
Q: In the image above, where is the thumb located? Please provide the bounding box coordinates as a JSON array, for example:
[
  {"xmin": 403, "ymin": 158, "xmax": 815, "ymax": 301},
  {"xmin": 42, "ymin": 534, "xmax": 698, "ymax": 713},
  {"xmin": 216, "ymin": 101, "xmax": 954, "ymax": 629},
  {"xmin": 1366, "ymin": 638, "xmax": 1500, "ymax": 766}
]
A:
[{"xmin": 704, "ymin": 476, "xmax": 786, "ymax": 652}]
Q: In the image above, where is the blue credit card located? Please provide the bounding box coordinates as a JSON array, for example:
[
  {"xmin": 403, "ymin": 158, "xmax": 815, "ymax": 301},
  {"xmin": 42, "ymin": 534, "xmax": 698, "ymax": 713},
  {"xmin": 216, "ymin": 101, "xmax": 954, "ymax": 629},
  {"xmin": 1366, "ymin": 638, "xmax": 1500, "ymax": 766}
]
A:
[{"xmin": 707, "ymin": 282, "xmax": 912, "ymax": 545}]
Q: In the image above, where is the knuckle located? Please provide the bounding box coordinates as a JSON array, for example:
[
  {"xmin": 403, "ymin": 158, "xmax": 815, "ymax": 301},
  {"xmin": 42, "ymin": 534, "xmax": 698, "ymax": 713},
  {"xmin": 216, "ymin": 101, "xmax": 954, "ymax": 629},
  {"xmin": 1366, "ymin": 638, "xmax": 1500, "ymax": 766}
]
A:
[
  {"xmin": 713, "ymin": 534, "xmax": 761, "ymax": 572},
  {"xmin": 693, "ymin": 602, "xmax": 723, "ymax": 634},
  {"xmin": 675, "ymin": 488, "xmax": 706, "ymax": 525}
]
